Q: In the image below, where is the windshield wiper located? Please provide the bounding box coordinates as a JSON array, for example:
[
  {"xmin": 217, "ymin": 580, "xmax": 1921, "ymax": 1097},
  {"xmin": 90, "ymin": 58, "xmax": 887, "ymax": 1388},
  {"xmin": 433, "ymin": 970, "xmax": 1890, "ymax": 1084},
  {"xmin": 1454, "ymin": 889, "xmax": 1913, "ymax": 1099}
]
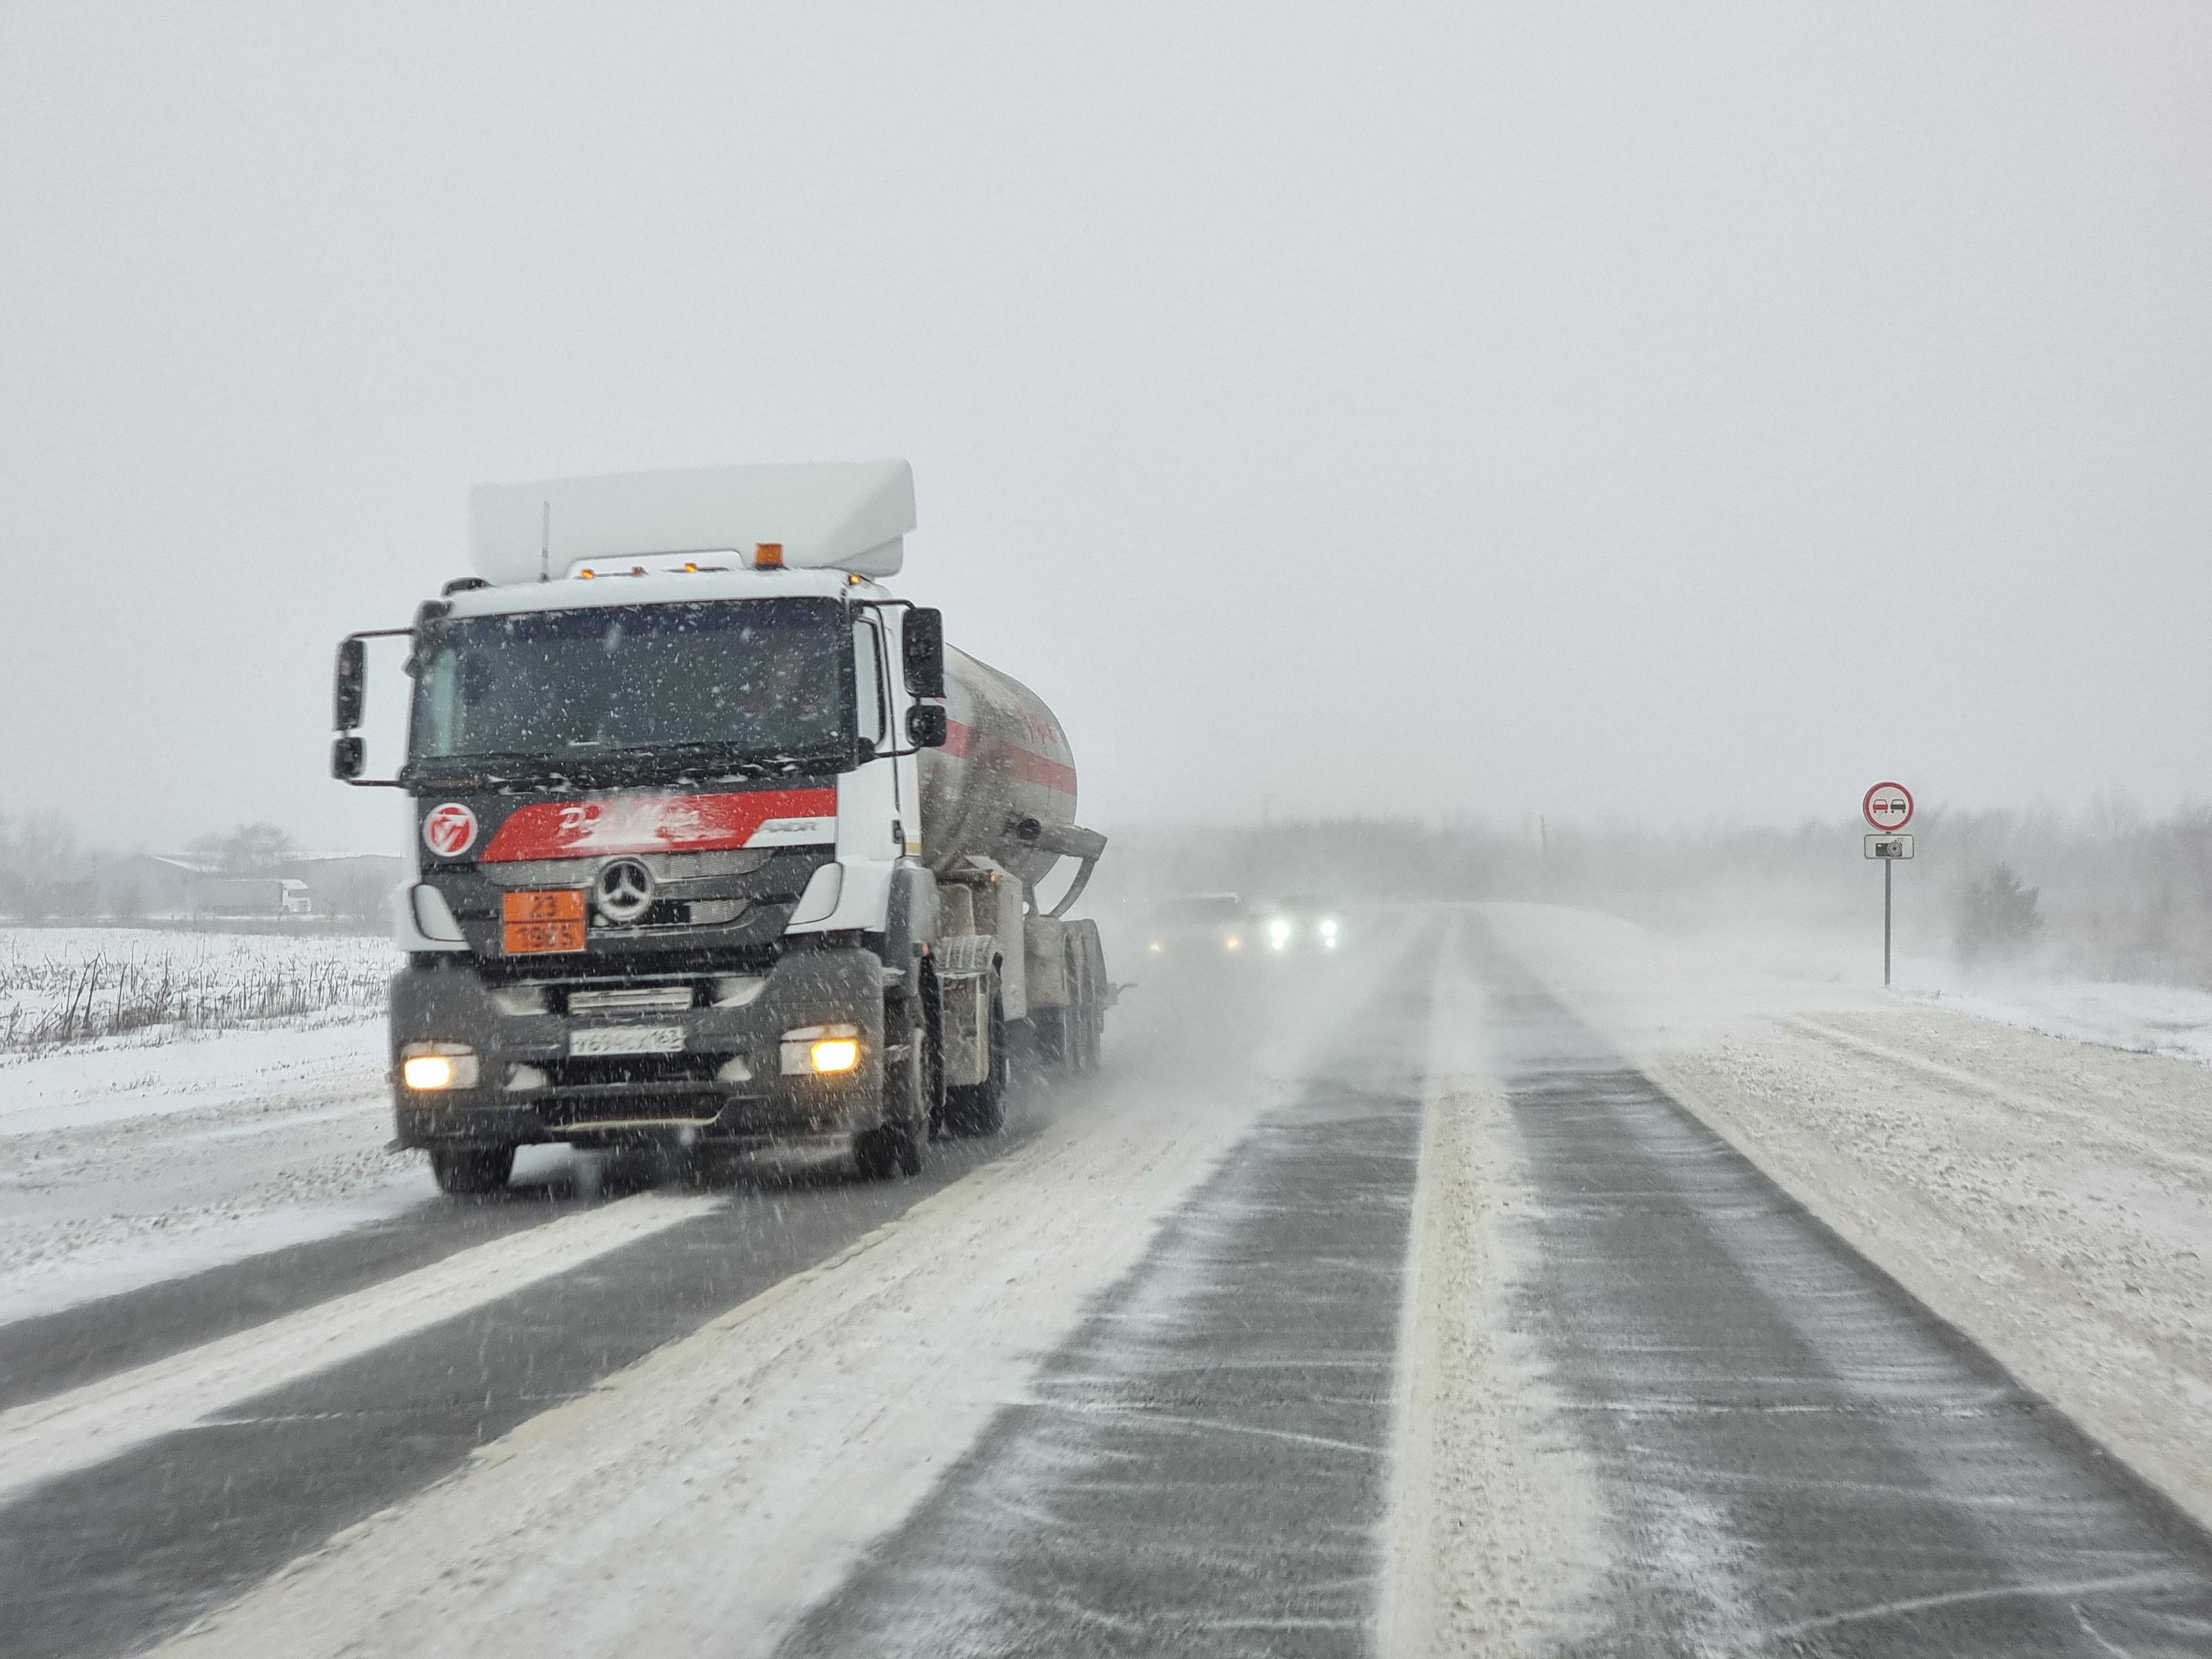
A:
[
  {"xmin": 403, "ymin": 751, "xmax": 571, "ymax": 786},
  {"xmin": 637, "ymin": 744, "xmax": 856, "ymax": 781},
  {"xmin": 524, "ymin": 742, "xmax": 851, "ymax": 786},
  {"xmin": 406, "ymin": 742, "xmax": 853, "ymax": 790}
]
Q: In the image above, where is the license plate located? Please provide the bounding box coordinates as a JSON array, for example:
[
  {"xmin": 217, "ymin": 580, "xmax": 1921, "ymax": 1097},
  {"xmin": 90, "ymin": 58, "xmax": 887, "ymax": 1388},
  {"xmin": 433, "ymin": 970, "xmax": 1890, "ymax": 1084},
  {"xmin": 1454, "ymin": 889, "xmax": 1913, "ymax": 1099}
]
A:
[
  {"xmin": 504, "ymin": 890, "xmax": 587, "ymax": 955},
  {"xmin": 505, "ymin": 919, "xmax": 586, "ymax": 954},
  {"xmin": 569, "ymin": 1025, "xmax": 684, "ymax": 1057}
]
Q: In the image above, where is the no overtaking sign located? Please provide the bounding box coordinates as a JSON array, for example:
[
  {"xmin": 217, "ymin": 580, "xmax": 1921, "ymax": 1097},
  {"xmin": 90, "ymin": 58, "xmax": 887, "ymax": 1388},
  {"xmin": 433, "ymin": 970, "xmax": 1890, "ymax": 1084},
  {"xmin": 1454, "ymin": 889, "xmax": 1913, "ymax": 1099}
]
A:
[{"xmin": 1863, "ymin": 783, "xmax": 1913, "ymax": 831}]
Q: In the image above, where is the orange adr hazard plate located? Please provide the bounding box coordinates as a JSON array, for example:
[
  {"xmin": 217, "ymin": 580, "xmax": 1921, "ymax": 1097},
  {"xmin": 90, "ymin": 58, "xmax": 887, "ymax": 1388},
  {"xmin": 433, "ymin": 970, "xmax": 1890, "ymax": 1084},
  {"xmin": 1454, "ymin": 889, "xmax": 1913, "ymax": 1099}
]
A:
[{"xmin": 503, "ymin": 889, "xmax": 587, "ymax": 954}]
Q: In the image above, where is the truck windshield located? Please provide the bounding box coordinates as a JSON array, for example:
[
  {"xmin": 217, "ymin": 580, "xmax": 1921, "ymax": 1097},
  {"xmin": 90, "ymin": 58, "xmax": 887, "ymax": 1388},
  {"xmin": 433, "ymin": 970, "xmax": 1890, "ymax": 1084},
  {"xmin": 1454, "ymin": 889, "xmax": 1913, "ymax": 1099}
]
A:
[{"xmin": 408, "ymin": 598, "xmax": 853, "ymax": 782}]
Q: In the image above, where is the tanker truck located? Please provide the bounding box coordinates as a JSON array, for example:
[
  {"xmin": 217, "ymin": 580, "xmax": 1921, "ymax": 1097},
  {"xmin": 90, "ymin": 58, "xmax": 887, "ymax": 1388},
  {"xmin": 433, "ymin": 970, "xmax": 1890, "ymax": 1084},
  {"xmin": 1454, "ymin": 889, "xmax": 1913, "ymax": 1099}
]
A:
[{"xmin": 330, "ymin": 461, "xmax": 1111, "ymax": 1193}]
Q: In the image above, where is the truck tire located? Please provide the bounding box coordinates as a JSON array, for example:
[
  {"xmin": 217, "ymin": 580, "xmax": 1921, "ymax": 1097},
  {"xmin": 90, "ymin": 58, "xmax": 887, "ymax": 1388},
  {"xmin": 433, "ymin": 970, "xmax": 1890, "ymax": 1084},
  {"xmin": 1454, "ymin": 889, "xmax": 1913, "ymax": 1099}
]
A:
[
  {"xmin": 942, "ymin": 986, "xmax": 1007, "ymax": 1138},
  {"xmin": 429, "ymin": 1145, "xmax": 515, "ymax": 1196},
  {"xmin": 856, "ymin": 986, "xmax": 935, "ymax": 1180}
]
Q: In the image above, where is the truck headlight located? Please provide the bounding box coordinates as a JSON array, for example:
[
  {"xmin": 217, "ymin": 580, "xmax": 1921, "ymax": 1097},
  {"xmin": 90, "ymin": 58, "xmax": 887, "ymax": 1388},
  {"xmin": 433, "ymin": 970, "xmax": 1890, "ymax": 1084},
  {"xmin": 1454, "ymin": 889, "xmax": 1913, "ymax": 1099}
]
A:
[
  {"xmin": 810, "ymin": 1038, "xmax": 861, "ymax": 1075},
  {"xmin": 1320, "ymin": 919, "xmax": 1339, "ymax": 939},
  {"xmin": 1267, "ymin": 918, "xmax": 1291, "ymax": 949},
  {"xmin": 400, "ymin": 1041, "xmax": 479, "ymax": 1091},
  {"xmin": 781, "ymin": 1022, "xmax": 863, "ymax": 1077}
]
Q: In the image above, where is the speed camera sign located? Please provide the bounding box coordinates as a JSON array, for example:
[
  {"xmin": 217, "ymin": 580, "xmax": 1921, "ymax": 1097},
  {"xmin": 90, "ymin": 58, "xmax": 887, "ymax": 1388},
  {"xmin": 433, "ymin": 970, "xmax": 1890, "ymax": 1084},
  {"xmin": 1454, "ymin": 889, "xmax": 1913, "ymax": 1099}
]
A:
[{"xmin": 1863, "ymin": 783, "xmax": 1914, "ymax": 831}]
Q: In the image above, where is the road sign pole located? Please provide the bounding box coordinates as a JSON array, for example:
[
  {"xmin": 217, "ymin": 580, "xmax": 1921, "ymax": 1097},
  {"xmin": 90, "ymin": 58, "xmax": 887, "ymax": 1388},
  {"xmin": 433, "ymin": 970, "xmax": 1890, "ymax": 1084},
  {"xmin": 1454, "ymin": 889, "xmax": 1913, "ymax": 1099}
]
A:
[
  {"xmin": 1863, "ymin": 783, "xmax": 1915, "ymax": 990},
  {"xmin": 1883, "ymin": 853, "xmax": 1892, "ymax": 988}
]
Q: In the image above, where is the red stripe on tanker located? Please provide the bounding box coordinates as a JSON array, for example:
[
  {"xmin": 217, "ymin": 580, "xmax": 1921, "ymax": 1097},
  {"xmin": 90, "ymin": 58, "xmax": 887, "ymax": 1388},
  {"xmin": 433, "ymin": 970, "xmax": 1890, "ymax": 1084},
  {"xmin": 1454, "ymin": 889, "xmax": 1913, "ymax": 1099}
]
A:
[
  {"xmin": 940, "ymin": 720, "xmax": 1078, "ymax": 796},
  {"xmin": 920, "ymin": 646, "xmax": 1081, "ymax": 891},
  {"xmin": 480, "ymin": 788, "xmax": 838, "ymax": 861}
]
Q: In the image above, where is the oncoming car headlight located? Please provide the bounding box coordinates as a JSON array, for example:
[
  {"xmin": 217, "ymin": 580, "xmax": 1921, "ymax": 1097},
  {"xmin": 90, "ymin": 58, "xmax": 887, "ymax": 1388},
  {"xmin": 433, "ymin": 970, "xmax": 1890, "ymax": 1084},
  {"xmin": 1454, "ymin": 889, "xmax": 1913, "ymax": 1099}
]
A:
[
  {"xmin": 400, "ymin": 1041, "xmax": 479, "ymax": 1091},
  {"xmin": 1267, "ymin": 917, "xmax": 1291, "ymax": 950}
]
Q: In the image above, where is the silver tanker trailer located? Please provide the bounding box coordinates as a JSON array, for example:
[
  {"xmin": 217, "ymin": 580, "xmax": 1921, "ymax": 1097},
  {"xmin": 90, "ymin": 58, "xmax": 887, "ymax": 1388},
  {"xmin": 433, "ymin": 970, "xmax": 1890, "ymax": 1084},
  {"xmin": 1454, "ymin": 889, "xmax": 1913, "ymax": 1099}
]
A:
[{"xmin": 331, "ymin": 460, "xmax": 1111, "ymax": 1193}]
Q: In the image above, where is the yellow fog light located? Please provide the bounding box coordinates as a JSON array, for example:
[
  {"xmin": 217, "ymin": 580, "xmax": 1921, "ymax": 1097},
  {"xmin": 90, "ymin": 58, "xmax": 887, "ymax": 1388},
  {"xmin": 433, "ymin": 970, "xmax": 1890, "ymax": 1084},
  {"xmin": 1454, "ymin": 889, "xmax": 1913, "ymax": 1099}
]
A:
[
  {"xmin": 400, "ymin": 1042, "xmax": 478, "ymax": 1091},
  {"xmin": 810, "ymin": 1038, "xmax": 861, "ymax": 1074}
]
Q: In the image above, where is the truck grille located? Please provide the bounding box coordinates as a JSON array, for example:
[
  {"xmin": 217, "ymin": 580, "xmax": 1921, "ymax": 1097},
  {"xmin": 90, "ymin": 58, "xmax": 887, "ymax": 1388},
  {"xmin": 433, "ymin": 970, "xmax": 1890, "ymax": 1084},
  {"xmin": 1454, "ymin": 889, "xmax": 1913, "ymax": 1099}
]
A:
[
  {"xmin": 538, "ymin": 1052, "xmax": 734, "ymax": 1128},
  {"xmin": 544, "ymin": 1053, "xmax": 727, "ymax": 1090}
]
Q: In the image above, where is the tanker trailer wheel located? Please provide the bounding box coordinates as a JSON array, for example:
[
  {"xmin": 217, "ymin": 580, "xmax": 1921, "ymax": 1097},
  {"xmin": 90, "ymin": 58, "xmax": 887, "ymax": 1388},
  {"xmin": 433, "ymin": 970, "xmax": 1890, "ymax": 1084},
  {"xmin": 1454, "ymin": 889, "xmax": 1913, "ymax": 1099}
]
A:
[
  {"xmin": 429, "ymin": 1144, "xmax": 515, "ymax": 1197},
  {"xmin": 942, "ymin": 985, "xmax": 1008, "ymax": 1138},
  {"xmin": 856, "ymin": 987, "xmax": 935, "ymax": 1180},
  {"xmin": 1031, "ymin": 939, "xmax": 1082, "ymax": 1075},
  {"xmin": 1031, "ymin": 1008, "xmax": 1070, "ymax": 1073}
]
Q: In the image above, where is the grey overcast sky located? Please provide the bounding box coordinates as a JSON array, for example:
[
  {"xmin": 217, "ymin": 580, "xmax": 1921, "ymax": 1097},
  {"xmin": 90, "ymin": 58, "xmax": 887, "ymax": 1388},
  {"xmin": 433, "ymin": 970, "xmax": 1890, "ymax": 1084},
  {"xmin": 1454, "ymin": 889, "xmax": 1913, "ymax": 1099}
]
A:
[{"xmin": 2, "ymin": 2, "xmax": 2208, "ymax": 852}]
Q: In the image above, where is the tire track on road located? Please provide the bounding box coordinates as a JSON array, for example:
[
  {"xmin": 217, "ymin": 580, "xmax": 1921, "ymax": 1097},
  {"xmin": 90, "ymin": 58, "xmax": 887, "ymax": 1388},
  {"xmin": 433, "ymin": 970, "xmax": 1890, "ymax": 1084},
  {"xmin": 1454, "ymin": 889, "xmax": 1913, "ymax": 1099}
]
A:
[
  {"xmin": 0, "ymin": 1181, "xmax": 575, "ymax": 1412},
  {"xmin": 0, "ymin": 1131, "xmax": 1024, "ymax": 1659},
  {"xmin": 0, "ymin": 1190, "xmax": 719, "ymax": 1505},
  {"xmin": 777, "ymin": 928, "xmax": 1439, "ymax": 1658}
]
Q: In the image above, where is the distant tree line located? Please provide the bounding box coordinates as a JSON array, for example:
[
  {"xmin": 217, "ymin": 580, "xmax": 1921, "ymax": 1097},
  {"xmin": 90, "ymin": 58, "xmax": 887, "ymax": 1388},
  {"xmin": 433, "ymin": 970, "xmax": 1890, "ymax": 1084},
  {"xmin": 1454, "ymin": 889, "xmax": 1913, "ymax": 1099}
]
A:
[{"xmin": 0, "ymin": 810, "xmax": 104, "ymax": 922}]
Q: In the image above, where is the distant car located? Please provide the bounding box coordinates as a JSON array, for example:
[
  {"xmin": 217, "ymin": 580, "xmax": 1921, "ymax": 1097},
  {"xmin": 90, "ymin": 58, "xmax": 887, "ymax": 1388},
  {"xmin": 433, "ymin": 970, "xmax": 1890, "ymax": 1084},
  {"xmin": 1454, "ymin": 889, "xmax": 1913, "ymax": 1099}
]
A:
[
  {"xmin": 1261, "ymin": 894, "xmax": 1343, "ymax": 955},
  {"xmin": 1144, "ymin": 892, "xmax": 1253, "ymax": 962}
]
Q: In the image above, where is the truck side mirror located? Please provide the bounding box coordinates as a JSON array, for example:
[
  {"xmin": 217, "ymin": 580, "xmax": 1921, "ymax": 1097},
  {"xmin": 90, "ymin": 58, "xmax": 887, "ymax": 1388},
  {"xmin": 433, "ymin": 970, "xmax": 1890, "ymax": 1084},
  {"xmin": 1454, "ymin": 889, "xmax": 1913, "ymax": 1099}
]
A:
[
  {"xmin": 334, "ymin": 637, "xmax": 367, "ymax": 730},
  {"xmin": 902, "ymin": 608, "xmax": 945, "ymax": 698},
  {"xmin": 906, "ymin": 705, "xmax": 949, "ymax": 748},
  {"xmin": 332, "ymin": 735, "xmax": 366, "ymax": 780}
]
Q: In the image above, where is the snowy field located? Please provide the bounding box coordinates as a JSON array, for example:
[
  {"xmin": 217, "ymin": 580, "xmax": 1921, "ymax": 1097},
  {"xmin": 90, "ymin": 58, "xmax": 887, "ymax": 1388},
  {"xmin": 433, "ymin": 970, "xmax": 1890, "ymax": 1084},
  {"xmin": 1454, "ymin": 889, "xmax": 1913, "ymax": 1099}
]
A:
[
  {"xmin": 1489, "ymin": 902, "xmax": 2212, "ymax": 1531},
  {"xmin": 0, "ymin": 926, "xmax": 396, "ymax": 1051},
  {"xmin": 0, "ymin": 927, "xmax": 415, "ymax": 1321}
]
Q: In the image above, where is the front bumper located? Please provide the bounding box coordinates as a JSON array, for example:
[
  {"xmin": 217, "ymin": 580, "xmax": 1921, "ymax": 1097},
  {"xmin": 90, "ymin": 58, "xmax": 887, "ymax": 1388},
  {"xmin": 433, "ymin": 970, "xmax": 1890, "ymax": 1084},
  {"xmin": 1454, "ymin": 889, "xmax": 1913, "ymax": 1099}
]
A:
[{"xmin": 389, "ymin": 942, "xmax": 889, "ymax": 1148}]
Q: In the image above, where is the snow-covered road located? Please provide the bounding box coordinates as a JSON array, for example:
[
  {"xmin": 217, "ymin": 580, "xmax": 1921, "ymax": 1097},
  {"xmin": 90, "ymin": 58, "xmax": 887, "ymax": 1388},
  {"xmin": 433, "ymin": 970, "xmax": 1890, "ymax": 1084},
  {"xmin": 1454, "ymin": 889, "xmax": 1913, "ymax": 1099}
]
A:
[{"xmin": 2, "ymin": 909, "xmax": 2210, "ymax": 1657}]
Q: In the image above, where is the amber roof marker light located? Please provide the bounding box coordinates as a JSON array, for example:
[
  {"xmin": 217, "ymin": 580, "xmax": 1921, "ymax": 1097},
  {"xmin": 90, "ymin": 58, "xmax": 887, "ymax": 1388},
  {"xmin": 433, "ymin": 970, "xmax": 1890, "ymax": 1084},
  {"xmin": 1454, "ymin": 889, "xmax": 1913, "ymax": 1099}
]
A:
[{"xmin": 753, "ymin": 541, "xmax": 785, "ymax": 569}]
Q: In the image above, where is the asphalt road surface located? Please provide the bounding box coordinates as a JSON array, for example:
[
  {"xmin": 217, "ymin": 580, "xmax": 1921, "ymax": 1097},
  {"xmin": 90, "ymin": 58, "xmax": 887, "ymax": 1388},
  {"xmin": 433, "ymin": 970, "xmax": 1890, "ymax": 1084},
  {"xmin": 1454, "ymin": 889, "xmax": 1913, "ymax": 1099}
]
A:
[
  {"xmin": 1479, "ymin": 939, "xmax": 2212, "ymax": 1656},
  {"xmin": 2, "ymin": 914, "xmax": 2208, "ymax": 1657}
]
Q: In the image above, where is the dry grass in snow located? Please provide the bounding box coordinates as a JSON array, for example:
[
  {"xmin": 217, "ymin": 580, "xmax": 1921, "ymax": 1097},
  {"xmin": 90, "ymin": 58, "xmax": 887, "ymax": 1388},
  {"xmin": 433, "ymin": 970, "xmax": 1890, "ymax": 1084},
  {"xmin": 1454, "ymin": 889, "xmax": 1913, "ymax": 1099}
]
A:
[{"xmin": 0, "ymin": 929, "xmax": 396, "ymax": 1051}]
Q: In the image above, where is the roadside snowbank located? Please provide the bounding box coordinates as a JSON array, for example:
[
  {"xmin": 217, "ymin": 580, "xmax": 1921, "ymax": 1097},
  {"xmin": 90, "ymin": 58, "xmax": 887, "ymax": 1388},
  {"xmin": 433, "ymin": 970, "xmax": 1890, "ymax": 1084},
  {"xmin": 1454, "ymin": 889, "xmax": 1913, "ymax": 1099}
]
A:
[
  {"xmin": 1486, "ymin": 903, "xmax": 2212, "ymax": 1531},
  {"xmin": 0, "ymin": 1018, "xmax": 412, "ymax": 1323},
  {"xmin": 1566, "ymin": 912, "xmax": 2212, "ymax": 1067},
  {"xmin": 1905, "ymin": 975, "xmax": 2212, "ymax": 1066}
]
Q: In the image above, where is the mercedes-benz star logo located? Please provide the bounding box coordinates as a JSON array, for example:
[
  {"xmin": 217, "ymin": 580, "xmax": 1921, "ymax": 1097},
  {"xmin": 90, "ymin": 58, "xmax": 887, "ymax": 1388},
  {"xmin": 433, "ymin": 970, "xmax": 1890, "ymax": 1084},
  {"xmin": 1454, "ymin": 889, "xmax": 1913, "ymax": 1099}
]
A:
[{"xmin": 593, "ymin": 858, "xmax": 654, "ymax": 925}]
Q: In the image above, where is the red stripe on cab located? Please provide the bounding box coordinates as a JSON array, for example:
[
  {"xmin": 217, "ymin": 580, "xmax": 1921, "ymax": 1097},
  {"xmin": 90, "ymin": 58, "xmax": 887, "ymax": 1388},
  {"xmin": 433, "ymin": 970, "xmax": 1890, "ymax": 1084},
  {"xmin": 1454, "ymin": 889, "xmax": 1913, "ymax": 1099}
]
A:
[{"xmin": 482, "ymin": 788, "xmax": 838, "ymax": 861}]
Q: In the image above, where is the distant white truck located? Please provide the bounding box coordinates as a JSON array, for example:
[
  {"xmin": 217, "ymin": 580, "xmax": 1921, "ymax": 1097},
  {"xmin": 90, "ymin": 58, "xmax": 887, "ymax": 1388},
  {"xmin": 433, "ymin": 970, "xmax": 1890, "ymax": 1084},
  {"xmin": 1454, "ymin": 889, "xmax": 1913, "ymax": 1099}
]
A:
[
  {"xmin": 194, "ymin": 877, "xmax": 312, "ymax": 919},
  {"xmin": 333, "ymin": 462, "xmax": 1111, "ymax": 1193}
]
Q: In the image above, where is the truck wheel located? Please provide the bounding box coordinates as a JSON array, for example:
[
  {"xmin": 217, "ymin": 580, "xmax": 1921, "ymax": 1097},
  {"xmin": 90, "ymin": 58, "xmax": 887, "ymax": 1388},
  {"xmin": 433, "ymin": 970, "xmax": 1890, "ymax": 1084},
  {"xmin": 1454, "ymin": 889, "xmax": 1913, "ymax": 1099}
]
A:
[
  {"xmin": 858, "ymin": 988, "xmax": 933, "ymax": 1180},
  {"xmin": 943, "ymin": 989, "xmax": 1007, "ymax": 1138},
  {"xmin": 853, "ymin": 1125, "xmax": 915, "ymax": 1180},
  {"xmin": 429, "ymin": 1145, "xmax": 515, "ymax": 1196}
]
